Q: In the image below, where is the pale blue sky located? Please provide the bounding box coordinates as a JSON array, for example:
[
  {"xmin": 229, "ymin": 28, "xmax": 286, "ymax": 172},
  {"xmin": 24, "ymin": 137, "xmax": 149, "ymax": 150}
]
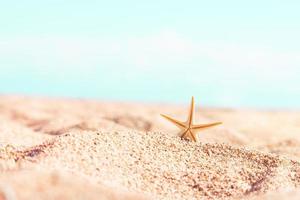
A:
[{"xmin": 0, "ymin": 1, "xmax": 300, "ymax": 108}]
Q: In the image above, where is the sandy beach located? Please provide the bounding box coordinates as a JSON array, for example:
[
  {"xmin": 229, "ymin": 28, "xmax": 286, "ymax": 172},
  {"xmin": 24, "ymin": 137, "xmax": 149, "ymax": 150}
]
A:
[{"xmin": 1, "ymin": 96, "xmax": 300, "ymax": 199}]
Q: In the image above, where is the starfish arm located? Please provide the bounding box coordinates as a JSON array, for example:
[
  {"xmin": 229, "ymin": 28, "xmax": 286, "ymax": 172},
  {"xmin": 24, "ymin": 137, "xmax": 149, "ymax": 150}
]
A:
[
  {"xmin": 187, "ymin": 96, "xmax": 195, "ymax": 126},
  {"xmin": 160, "ymin": 114, "xmax": 186, "ymax": 128},
  {"xmin": 180, "ymin": 129, "xmax": 197, "ymax": 142},
  {"xmin": 181, "ymin": 130, "xmax": 197, "ymax": 142},
  {"xmin": 191, "ymin": 122, "xmax": 222, "ymax": 130},
  {"xmin": 179, "ymin": 129, "xmax": 189, "ymax": 138},
  {"xmin": 189, "ymin": 130, "xmax": 198, "ymax": 142}
]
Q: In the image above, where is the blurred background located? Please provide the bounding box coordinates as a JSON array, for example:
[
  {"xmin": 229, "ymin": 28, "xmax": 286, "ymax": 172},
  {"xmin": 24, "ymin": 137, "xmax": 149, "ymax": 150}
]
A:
[{"xmin": 0, "ymin": 1, "xmax": 299, "ymax": 108}]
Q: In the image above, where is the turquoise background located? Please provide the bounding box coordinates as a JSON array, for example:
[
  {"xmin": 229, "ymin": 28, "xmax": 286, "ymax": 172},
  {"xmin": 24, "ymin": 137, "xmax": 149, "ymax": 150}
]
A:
[{"xmin": 0, "ymin": 1, "xmax": 300, "ymax": 108}]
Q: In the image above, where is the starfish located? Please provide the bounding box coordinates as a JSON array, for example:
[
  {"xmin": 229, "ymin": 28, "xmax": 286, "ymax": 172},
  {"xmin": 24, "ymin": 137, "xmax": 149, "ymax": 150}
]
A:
[{"xmin": 161, "ymin": 97, "xmax": 222, "ymax": 142}]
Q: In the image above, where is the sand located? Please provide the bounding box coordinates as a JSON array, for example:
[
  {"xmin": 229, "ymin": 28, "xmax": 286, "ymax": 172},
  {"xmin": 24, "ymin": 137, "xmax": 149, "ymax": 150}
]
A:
[{"xmin": 0, "ymin": 95, "xmax": 300, "ymax": 199}]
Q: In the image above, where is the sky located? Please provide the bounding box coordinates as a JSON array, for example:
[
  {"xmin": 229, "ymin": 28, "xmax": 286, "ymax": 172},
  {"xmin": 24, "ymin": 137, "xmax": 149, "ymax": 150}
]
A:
[{"xmin": 0, "ymin": 1, "xmax": 300, "ymax": 108}]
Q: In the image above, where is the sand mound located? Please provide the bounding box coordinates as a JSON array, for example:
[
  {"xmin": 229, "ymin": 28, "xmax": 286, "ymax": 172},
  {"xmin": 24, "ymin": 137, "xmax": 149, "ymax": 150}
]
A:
[{"xmin": 8, "ymin": 130, "xmax": 300, "ymax": 200}]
